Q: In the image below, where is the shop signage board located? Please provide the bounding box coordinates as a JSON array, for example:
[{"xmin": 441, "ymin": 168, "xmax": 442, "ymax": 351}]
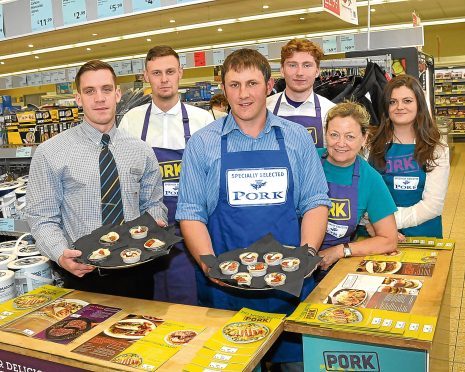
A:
[
  {"xmin": 179, "ymin": 53, "xmax": 187, "ymax": 68},
  {"xmin": 97, "ymin": 0, "xmax": 124, "ymax": 19},
  {"xmin": 0, "ymin": 5, "xmax": 4, "ymax": 39},
  {"xmin": 50, "ymin": 70, "xmax": 67, "ymax": 84},
  {"xmin": 303, "ymin": 335, "xmax": 427, "ymax": 372},
  {"xmin": 133, "ymin": 0, "xmax": 161, "ymax": 12},
  {"xmin": 132, "ymin": 58, "xmax": 145, "ymax": 74},
  {"xmin": 0, "ymin": 349, "xmax": 83, "ymax": 372},
  {"xmin": 257, "ymin": 44, "xmax": 269, "ymax": 58},
  {"xmin": 213, "ymin": 49, "xmax": 225, "ymax": 66},
  {"xmin": 322, "ymin": 0, "xmax": 358, "ymax": 25},
  {"xmin": 66, "ymin": 67, "xmax": 78, "ymax": 82},
  {"xmin": 322, "ymin": 36, "xmax": 338, "ymax": 54},
  {"xmin": 194, "ymin": 51, "xmax": 206, "ymax": 67},
  {"xmin": 62, "ymin": 0, "xmax": 87, "ymax": 26},
  {"xmin": 340, "ymin": 34, "xmax": 356, "ymax": 52},
  {"xmin": 41, "ymin": 71, "xmax": 52, "ymax": 84},
  {"xmin": 30, "ymin": 0, "xmax": 54, "ymax": 32},
  {"xmin": 0, "ymin": 218, "xmax": 14, "ymax": 232}
]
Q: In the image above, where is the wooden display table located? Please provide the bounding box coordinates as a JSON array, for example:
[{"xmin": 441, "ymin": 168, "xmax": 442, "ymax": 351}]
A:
[
  {"xmin": 0, "ymin": 290, "xmax": 281, "ymax": 371},
  {"xmin": 285, "ymin": 248, "xmax": 452, "ymax": 372}
]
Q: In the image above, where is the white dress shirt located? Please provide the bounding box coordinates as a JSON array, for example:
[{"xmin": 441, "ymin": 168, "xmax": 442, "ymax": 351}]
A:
[{"xmin": 119, "ymin": 100, "xmax": 214, "ymax": 149}]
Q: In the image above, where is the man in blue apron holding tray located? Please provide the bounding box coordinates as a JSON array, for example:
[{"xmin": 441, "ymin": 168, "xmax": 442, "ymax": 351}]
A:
[
  {"xmin": 176, "ymin": 49, "xmax": 331, "ymax": 370},
  {"xmin": 120, "ymin": 46, "xmax": 213, "ymax": 305},
  {"xmin": 267, "ymin": 38, "xmax": 335, "ymax": 148}
]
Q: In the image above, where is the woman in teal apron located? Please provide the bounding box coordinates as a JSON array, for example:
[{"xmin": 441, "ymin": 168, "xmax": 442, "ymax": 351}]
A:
[
  {"xmin": 368, "ymin": 75, "xmax": 450, "ymax": 239},
  {"xmin": 315, "ymin": 102, "xmax": 397, "ymax": 281}
]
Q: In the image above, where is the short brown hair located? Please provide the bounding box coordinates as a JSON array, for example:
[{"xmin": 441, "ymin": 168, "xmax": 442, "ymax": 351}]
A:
[
  {"xmin": 75, "ymin": 60, "xmax": 117, "ymax": 92},
  {"xmin": 326, "ymin": 101, "xmax": 371, "ymax": 135},
  {"xmin": 210, "ymin": 93, "xmax": 228, "ymax": 108},
  {"xmin": 221, "ymin": 49, "xmax": 271, "ymax": 85},
  {"xmin": 281, "ymin": 38, "xmax": 324, "ymax": 67},
  {"xmin": 146, "ymin": 45, "xmax": 179, "ymax": 66}
]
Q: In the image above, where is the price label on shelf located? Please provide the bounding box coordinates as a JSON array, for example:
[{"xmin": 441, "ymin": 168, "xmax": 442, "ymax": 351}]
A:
[
  {"xmin": 16, "ymin": 147, "xmax": 32, "ymax": 158},
  {"xmin": 62, "ymin": 0, "xmax": 87, "ymax": 26},
  {"xmin": 132, "ymin": 0, "xmax": 161, "ymax": 12},
  {"xmin": 179, "ymin": 53, "xmax": 187, "ymax": 68},
  {"xmin": 0, "ymin": 219, "xmax": 14, "ymax": 232},
  {"xmin": 340, "ymin": 34, "xmax": 355, "ymax": 52},
  {"xmin": 213, "ymin": 49, "xmax": 225, "ymax": 66},
  {"xmin": 322, "ymin": 36, "xmax": 338, "ymax": 54},
  {"xmin": 30, "ymin": 0, "xmax": 54, "ymax": 32},
  {"xmin": 98, "ymin": 0, "xmax": 124, "ymax": 19}
]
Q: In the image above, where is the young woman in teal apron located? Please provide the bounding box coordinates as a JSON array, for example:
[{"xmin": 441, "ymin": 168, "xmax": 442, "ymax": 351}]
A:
[
  {"xmin": 368, "ymin": 75, "xmax": 449, "ymax": 239},
  {"xmin": 316, "ymin": 102, "xmax": 397, "ymax": 281},
  {"xmin": 142, "ymin": 103, "xmax": 197, "ymax": 305}
]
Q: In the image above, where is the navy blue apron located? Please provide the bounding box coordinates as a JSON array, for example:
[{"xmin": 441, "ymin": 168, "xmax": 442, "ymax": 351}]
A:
[
  {"xmin": 199, "ymin": 116, "xmax": 315, "ymax": 363},
  {"xmin": 382, "ymin": 143, "xmax": 442, "ymax": 238},
  {"xmin": 273, "ymin": 92, "xmax": 324, "ymax": 148},
  {"xmin": 142, "ymin": 103, "xmax": 198, "ymax": 305}
]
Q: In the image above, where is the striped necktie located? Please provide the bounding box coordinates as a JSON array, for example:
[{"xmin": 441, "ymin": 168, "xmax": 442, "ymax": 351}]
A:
[{"xmin": 100, "ymin": 133, "xmax": 124, "ymax": 225}]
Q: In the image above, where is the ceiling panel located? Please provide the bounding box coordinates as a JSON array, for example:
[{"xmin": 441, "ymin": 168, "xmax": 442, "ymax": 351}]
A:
[{"xmin": 0, "ymin": 0, "xmax": 464, "ymax": 75}]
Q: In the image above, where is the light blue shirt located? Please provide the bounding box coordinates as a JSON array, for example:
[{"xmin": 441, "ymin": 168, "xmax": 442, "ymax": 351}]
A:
[
  {"xmin": 26, "ymin": 121, "xmax": 167, "ymax": 263},
  {"xmin": 176, "ymin": 111, "xmax": 331, "ymax": 224}
]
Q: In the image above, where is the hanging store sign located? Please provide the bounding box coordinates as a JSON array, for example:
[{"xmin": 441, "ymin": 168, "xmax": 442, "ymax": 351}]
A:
[
  {"xmin": 30, "ymin": 0, "xmax": 54, "ymax": 32},
  {"xmin": 97, "ymin": 0, "xmax": 124, "ymax": 19},
  {"xmin": 257, "ymin": 44, "xmax": 269, "ymax": 58},
  {"xmin": 194, "ymin": 51, "xmax": 206, "ymax": 67},
  {"xmin": 212, "ymin": 49, "xmax": 225, "ymax": 66},
  {"xmin": 322, "ymin": 36, "xmax": 338, "ymax": 54},
  {"xmin": 132, "ymin": 59, "xmax": 144, "ymax": 74},
  {"xmin": 0, "ymin": 5, "xmax": 4, "ymax": 39},
  {"xmin": 322, "ymin": 0, "xmax": 358, "ymax": 25},
  {"xmin": 62, "ymin": 0, "xmax": 87, "ymax": 26},
  {"xmin": 340, "ymin": 34, "xmax": 356, "ymax": 52},
  {"xmin": 179, "ymin": 54, "xmax": 187, "ymax": 68},
  {"xmin": 133, "ymin": 0, "xmax": 161, "ymax": 12}
]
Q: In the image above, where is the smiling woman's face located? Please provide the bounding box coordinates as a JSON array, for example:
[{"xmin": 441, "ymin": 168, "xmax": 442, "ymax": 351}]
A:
[{"xmin": 325, "ymin": 115, "xmax": 366, "ymax": 167}]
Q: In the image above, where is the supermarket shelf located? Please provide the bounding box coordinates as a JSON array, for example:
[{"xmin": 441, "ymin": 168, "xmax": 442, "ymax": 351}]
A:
[
  {"xmin": 450, "ymin": 131, "xmax": 465, "ymax": 137},
  {"xmin": 435, "ymin": 115, "xmax": 465, "ymax": 119},
  {"xmin": 435, "ymin": 92, "xmax": 465, "ymax": 95},
  {"xmin": 0, "ymin": 218, "xmax": 30, "ymax": 236},
  {"xmin": 0, "ymin": 146, "xmax": 37, "ymax": 159},
  {"xmin": 435, "ymin": 104, "xmax": 465, "ymax": 107},
  {"xmin": 436, "ymin": 79, "xmax": 465, "ymax": 83}
]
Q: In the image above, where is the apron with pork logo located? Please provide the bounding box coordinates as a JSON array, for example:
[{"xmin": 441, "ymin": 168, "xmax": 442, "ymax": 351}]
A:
[
  {"xmin": 142, "ymin": 103, "xmax": 197, "ymax": 304},
  {"xmin": 272, "ymin": 92, "xmax": 324, "ymax": 147},
  {"xmin": 383, "ymin": 143, "xmax": 442, "ymax": 237}
]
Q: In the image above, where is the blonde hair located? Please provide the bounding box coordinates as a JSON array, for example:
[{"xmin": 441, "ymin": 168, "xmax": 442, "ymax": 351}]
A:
[{"xmin": 326, "ymin": 101, "xmax": 371, "ymax": 135}]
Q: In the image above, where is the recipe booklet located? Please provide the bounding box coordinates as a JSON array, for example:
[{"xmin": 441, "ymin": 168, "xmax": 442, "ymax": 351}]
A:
[
  {"xmin": 324, "ymin": 273, "xmax": 423, "ymax": 313},
  {"xmin": 72, "ymin": 314, "xmax": 164, "ymax": 361},
  {"xmin": 34, "ymin": 303, "xmax": 121, "ymax": 344}
]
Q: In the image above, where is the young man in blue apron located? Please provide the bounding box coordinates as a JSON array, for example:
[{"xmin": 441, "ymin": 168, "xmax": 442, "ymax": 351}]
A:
[
  {"xmin": 267, "ymin": 38, "xmax": 335, "ymax": 148},
  {"xmin": 119, "ymin": 46, "xmax": 213, "ymax": 305},
  {"xmin": 176, "ymin": 49, "xmax": 331, "ymax": 370}
]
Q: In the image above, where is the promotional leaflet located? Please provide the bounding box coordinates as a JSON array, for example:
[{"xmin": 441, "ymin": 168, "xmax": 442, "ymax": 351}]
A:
[
  {"xmin": 325, "ymin": 274, "xmax": 423, "ymax": 313},
  {"xmin": 0, "ymin": 285, "xmax": 72, "ymax": 327},
  {"xmin": 111, "ymin": 321, "xmax": 205, "ymax": 370},
  {"xmin": 190, "ymin": 308, "xmax": 285, "ymax": 371},
  {"xmin": 397, "ymin": 237, "xmax": 455, "ymax": 250},
  {"xmin": 72, "ymin": 314, "xmax": 164, "ymax": 361},
  {"xmin": 2, "ymin": 297, "xmax": 89, "ymax": 336},
  {"xmin": 356, "ymin": 248, "xmax": 437, "ymax": 277},
  {"xmin": 34, "ymin": 304, "xmax": 121, "ymax": 344},
  {"xmin": 288, "ymin": 303, "xmax": 436, "ymax": 341}
]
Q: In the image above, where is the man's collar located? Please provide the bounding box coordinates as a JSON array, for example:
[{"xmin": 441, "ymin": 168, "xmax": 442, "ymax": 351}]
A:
[
  {"xmin": 221, "ymin": 110, "xmax": 284, "ymax": 136},
  {"xmin": 151, "ymin": 99, "xmax": 181, "ymax": 115},
  {"xmin": 282, "ymin": 90, "xmax": 315, "ymax": 105},
  {"xmin": 80, "ymin": 120, "xmax": 117, "ymax": 144}
]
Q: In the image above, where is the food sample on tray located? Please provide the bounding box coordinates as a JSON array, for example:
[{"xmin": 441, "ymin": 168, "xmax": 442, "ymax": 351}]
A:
[
  {"xmin": 264, "ymin": 252, "xmax": 283, "ymax": 266},
  {"xmin": 129, "ymin": 225, "xmax": 148, "ymax": 239},
  {"xmin": 99, "ymin": 232, "xmax": 120, "ymax": 245},
  {"xmin": 88, "ymin": 248, "xmax": 110, "ymax": 262},
  {"xmin": 248, "ymin": 262, "xmax": 267, "ymax": 277},
  {"xmin": 120, "ymin": 248, "xmax": 141, "ymax": 264},
  {"xmin": 239, "ymin": 252, "xmax": 259, "ymax": 265},
  {"xmin": 231, "ymin": 272, "xmax": 252, "ymax": 286},
  {"xmin": 144, "ymin": 238, "xmax": 165, "ymax": 250},
  {"xmin": 281, "ymin": 257, "xmax": 300, "ymax": 272},
  {"xmin": 219, "ymin": 260, "xmax": 239, "ymax": 275},
  {"xmin": 265, "ymin": 272, "xmax": 286, "ymax": 287}
]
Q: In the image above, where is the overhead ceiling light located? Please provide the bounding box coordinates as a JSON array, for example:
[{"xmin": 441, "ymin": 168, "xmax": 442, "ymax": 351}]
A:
[
  {"xmin": 34, "ymin": 56, "xmax": 39, "ymax": 59},
  {"xmin": 170, "ymin": 19, "xmax": 176, "ymax": 23},
  {"xmin": 299, "ymin": 17, "xmax": 305, "ymax": 20},
  {"xmin": 92, "ymin": 33, "xmax": 98, "ymax": 36},
  {"xmin": 370, "ymin": 8, "xmax": 376, "ymax": 12},
  {"xmin": 0, "ymin": 62, "xmax": 5, "ymax": 65},
  {"xmin": 217, "ymin": 27, "xmax": 223, "ymax": 32},
  {"xmin": 146, "ymin": 38, "xmax": 151, "ymax": 41},
  {"xmin": 423, "ymin": 17, "xmax": 465, "ymax": 26},
  {"xmin": 263, "ymin": 5, "xmax": 269, "ymax": 9},
  {"xmin": 86, "ymin": 47, "xmax": 91, "ymax": 51},
  {"xmin": 28, "ymin": 44, "xmax": 34, "ymax": 48}
]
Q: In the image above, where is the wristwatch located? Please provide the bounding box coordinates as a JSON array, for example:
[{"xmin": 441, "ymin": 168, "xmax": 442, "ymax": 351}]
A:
[{"xmin": 343, "ymin": 243, "xmax": 352, "ymax": 258}]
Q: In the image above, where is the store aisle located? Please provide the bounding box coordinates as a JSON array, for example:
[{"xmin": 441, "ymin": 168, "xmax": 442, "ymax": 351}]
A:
[{"xmin": 431, "ymin": 142, "xmax": 465, "ymax": 371}]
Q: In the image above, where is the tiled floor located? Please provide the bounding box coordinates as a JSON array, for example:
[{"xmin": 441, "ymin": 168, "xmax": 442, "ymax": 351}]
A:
[{"xmin": 432, "ymin": 142, "xmax": 465, "ymax": 371}]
